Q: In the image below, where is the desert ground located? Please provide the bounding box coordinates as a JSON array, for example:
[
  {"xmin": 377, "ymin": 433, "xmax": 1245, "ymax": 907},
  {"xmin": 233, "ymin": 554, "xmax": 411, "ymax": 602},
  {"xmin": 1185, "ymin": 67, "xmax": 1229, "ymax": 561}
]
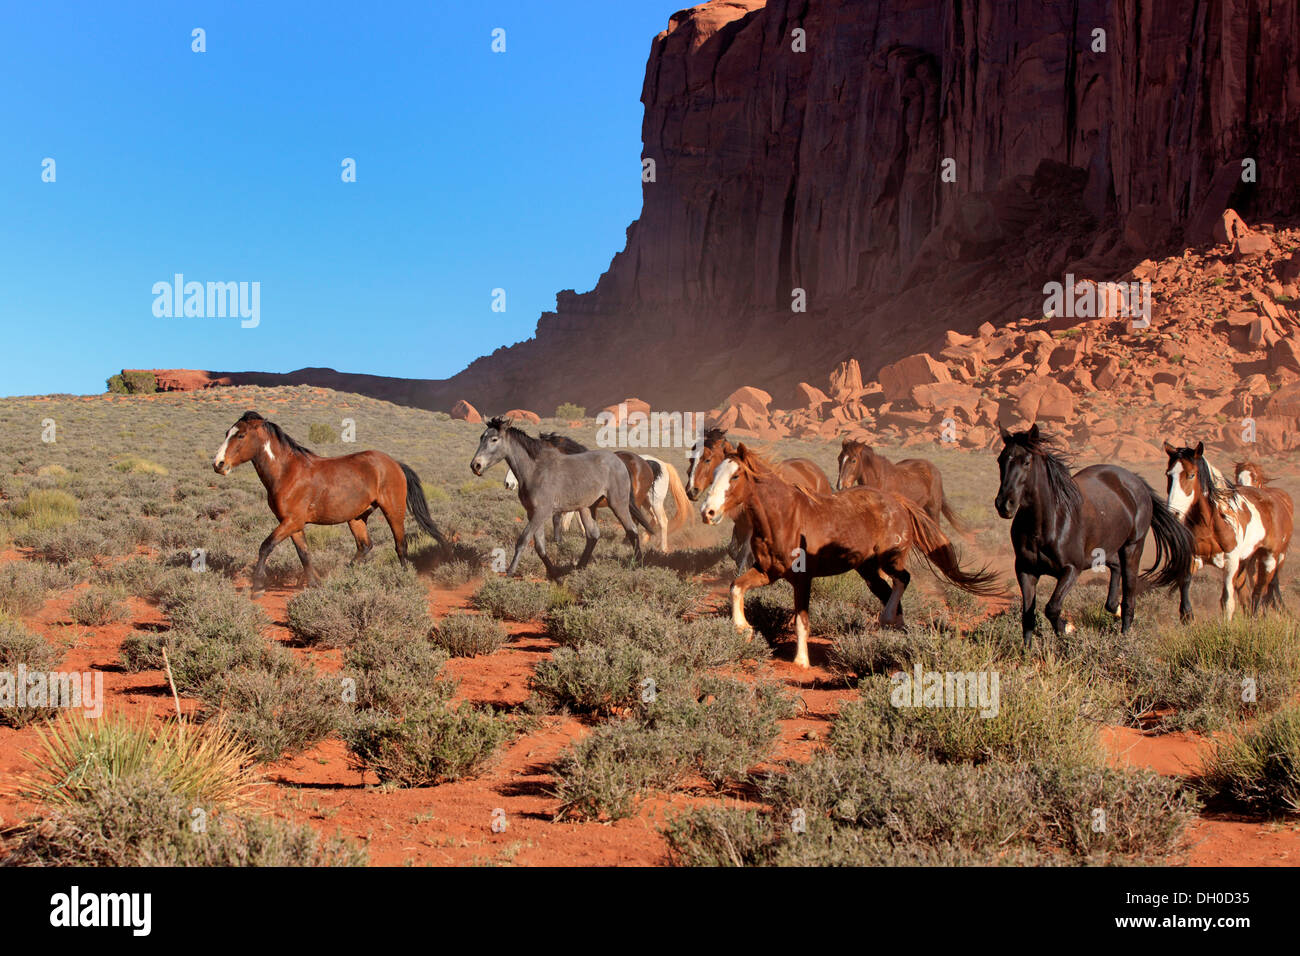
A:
[{"xmin": 1, "ymin": 384, "xmax": 1298, "ymax": 866}]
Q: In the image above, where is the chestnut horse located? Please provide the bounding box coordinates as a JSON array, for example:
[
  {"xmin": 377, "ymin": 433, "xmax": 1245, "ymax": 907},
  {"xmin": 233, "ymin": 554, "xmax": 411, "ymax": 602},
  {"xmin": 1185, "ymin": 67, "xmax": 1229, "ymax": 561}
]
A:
[
  {"xmin": 1164, "ymin": 442, "xmax": 1292, "ymax": 619},
  {"xmin": 686, "ymin": 427, "xmax": 832, "ymax": 570},
  {"xmin": 213, "ymin": 411, "xmax": 447, "ymax": 592},
  {"xmin": 700, "ymin": 444, "xmax": 999, "ymax": 668},
  {"xmin": 504, "ymin": 433, "xmax": 690, "ymax": 551},
  {"xmin": 836, "ymin": 439, "xmax": 969, "ymax": 534},
  {"xmin": 996, "ymin": 426, "xmax": 1192, "ymax": 645}
]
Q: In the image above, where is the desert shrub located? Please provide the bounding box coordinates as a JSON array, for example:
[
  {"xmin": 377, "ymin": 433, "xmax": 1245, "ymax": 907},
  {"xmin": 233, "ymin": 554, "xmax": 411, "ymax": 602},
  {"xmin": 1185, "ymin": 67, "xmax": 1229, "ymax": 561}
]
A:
[
  {"xmin": 340, "ymin": 633, "xmax": 452, "ymax": 714},
  {"xmin": 562, "ymin": 563, "xmax": 699, "ymax": 617},
  {"xmin": 472, "ymin": 576, "xmax": 564, "ymax": 621},
  {"xmin": 1197, "ymin": 706, "xmax": 1300, "ymax": 815},
  {"xmin": 0, "ymin": 617, "xmax": 62, "ymax": 727},
  {"xmin": 0, "ymin": 562, "xmax": 57, "ymax": 616},
  {"xmin": 286, "ymin": 563, "xmax": 430, "ymax": 648},
  {"xmin": 199, "ymin": 666, "xmax": 341, "ymax": 762},
  {"xmin": 555, "ymin": 403, "xmax": 585, "ymax": 419},
  {"xmin": 113, "ymin": 456, "xmax": 168, "ymax": 476},
  {"xmin": 828, "ymin": 626, "xmax": 943, "ymax": 683},
  {"xmin": 16, "ymin": 712, "xmax": 260, "ymax": 809},
  {"xmin": 530, "ymin": 640, "xmax": 660, "ymax": 716},
  {"xmin": 343, "ymin": 703, "xmax": 510, "ymax": 787},
  {"xmin": 552, "ymin": 677, "xmax": 793, "ymax": 820},
  {"xmin": 67, "ymin": 586, "xmax": 127, "ymax": 626},
  {"xmin": 10, "ymin": 489, "xmax": 79, "ymax": 530},
  {"xmin": 5, "ymin": 769, "xmax": 364, "ymax": 867},
  {"xmin": 664, "ymin": 750, "xmax": 1196, "ymax": 866},
  {"xmin": 35, "ymin": 525, "xmax": 108, "ymax": 565},
  {"xmin": 308, "ymin": 423, "xmax": 339, "ymax": 444},
  {"xmin": 431, "ymin": 612, "xmax": 506, "ymax": 657},
  {"xmin": 832, "ymin": 655, "xmax": 1103, "ymax": 768}
]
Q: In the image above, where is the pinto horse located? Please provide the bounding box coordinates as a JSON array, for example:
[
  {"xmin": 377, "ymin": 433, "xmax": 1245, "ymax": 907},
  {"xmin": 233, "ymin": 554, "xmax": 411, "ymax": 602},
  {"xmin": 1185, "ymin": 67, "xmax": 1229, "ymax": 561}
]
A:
[
  {"xmin": 212, "ymin": 411, "xmax": 447, "ymax": 592},
  {"xmin": 504, "ymin": 433, "xmax": 690, "ymax": 551},
  {"xmin": 995, "ymin": 425, "xmax": 1193, "ymax": 645},
  {"xmin": 1164, "ymin": 442, "xmax": 1292, "ymax": 619},
  {"xmin": 700, "ymin": 444, "xmax": 998, "ymax": 668},
  {"xmin": 836, "ymin": 439, "xmax": 969, "ymax": 534},
  {"xmin": 686, "ymin": 427, "xmax": 832, "ymax": 570},
  {"xmin": 471, "ymin": 417, "xmax": 652, "ymax": 577}
]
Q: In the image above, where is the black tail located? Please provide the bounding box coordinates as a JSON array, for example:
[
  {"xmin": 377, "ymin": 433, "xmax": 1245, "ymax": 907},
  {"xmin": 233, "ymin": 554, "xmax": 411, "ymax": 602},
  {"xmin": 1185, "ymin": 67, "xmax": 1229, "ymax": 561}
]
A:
[
  {"xmin": 400, "ymin": 463, "xmax": 448, "ymax": 546},
  {"xmin": 1143, "ymin": 483, "xmax": 1194, "ymax": 588}
]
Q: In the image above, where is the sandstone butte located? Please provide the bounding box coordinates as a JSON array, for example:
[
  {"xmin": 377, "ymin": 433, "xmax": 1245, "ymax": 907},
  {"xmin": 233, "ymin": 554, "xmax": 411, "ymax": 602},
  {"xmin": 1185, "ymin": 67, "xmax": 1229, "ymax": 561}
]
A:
[{"xmin": 116, "ymin": 0, "xmax": 1300, "ymax": 456}]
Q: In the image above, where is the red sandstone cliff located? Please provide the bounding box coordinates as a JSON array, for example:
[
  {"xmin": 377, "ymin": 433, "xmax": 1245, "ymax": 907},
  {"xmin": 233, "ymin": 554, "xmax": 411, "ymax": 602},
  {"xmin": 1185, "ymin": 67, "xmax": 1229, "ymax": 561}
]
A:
[{"xmin": 135, "ymin": 0, "xmax": 1300, "ymax": 414}]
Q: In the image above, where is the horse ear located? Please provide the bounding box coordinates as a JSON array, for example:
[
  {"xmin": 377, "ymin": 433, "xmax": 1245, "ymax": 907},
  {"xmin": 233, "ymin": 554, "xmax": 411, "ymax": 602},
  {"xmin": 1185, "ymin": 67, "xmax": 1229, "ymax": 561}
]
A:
[
  {"xmin": 999, "ymin": 425, "xmax": 1013, "ymax": 443},
  {"xmin": 1028, "ymin": 423, "xmax": 1040, "ymax": 441},
  {"xmin": 1163, "ymin": 441, "xmax": 1177, "ymax": 456},
  {"xmin": 1194, "ymin": 441, "xmax": 1204, "ymax": 458}
]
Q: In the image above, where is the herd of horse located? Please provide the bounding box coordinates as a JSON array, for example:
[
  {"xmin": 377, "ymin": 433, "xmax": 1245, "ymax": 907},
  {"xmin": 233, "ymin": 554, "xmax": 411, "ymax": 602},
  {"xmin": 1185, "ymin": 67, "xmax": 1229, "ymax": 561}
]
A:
[{"xmin": 212, "ymin": 410, "xmax": 1294, "ymax": 669}]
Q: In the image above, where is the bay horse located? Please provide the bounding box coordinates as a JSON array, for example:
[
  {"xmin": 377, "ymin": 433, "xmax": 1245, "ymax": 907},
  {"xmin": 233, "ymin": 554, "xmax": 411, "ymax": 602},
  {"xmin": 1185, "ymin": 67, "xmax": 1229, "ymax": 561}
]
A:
[
  {"xmin": 471, "ymin": 417, "xmax": 652, "ymax": 577},
  {"xmin": 700, "ymin": 444, "xmax": 999, "ymax": 668},
  {"xmin": 504, "ymin": 433, "xmax": 690, "ymax": 551},
  {"xmin": 686, "ymin": 427, "xmax": 832, "ymax": 570},
  {"xmin": 212, "ymin": 411, "xmax": 447, "ymax": 593},
  {"xmin": 1164, "ymin": 442, "xmax": 1292, "ymax": 619},
  {"xmin": 995, "ymin": 425, "xmax": 1193, "ymax": 645},
  {"xmin": 836, "ymin": 439, "xmax": 969, "ymax": 534}
]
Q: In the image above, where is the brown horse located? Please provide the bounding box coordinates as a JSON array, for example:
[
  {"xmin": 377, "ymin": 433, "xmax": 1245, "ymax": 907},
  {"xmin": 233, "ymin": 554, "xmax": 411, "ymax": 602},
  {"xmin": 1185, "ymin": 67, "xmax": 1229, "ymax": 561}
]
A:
[
  {"xmin": 1164, "ymin": 441, "xmax": 1292, "ymax": 619},
  {"xmin": 213, "ymin": 411, "xmax": 447, "ymax": 592},
  {"xmin": 686, "ymin": 427, "xmax": 832, "ymax": 569},
  {"xmin": 837, "ymin": 439, "xmax": 968, "ymax": 534},
  {"xmin": 700, "ymin": 444, "xmax": 999, "ymax": 668}
]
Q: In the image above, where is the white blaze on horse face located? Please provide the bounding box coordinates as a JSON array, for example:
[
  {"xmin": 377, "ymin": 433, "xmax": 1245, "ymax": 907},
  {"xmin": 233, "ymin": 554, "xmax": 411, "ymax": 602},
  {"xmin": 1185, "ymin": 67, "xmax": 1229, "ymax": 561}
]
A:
[
  {"xmin": 214, "ymin": 426, "xmax": 238, "ymax": 474},
  {"xmin": 686, "ymin": 440, "xmax": 701, "ymax": 488},
  {"xmin": 1166, "ymin": 462, "xmax": 1195, "ymax": 518},
  {"xmin": 701, "ymin": 459, "xmax": 738, "ymax": 524},
  {"xmin": 1237, "ymin": 469, "xmax": 1253, "ymax": 486}
]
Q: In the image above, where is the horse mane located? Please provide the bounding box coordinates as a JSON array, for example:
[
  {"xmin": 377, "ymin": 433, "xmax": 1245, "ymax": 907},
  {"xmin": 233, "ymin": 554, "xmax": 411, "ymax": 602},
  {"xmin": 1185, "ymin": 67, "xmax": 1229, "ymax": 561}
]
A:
[
  {"xmin": 241, "ymin": 411, "xmax": 315, "ymax": 458},
  {"xmin": 1005, "ymin": 428, "xmax": 1082, "ymax": 515},
  {"xmin": 1235, "ymin": 460, "xmax": 1269, "ymax": 485},
  {"xmin": 486, "ymin": 416, "xmax": 545, "ymax": 459},
  {"xmin": 1196, "ymin": 456, "xmax": 1238, "ymax": 506},
  {"xmin": 538, "ymin": 432, "xmax": 588, "ymax": 454},
  {"xmin": 702, "ymin": 426, "xmax": 728, "ymax": 446}
]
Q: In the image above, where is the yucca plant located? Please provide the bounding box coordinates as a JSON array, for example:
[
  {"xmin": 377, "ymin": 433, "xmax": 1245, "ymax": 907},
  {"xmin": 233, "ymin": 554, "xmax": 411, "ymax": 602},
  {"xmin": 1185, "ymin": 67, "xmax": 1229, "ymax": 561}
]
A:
[{"xmin": 13, "ymin": 711, "xmax": 262, "ymax": 810}]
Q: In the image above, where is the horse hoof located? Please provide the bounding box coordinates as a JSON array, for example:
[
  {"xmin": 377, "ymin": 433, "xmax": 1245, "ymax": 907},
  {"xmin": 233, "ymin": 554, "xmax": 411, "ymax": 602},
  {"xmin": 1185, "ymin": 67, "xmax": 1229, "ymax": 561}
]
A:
[
  {"xmin": 793, "ymin": 654, "xmax": 810, "ymax": 669},
  {"xmin": 1064, "ymin": 621, "xmax": 1076, "ymax": 635}
]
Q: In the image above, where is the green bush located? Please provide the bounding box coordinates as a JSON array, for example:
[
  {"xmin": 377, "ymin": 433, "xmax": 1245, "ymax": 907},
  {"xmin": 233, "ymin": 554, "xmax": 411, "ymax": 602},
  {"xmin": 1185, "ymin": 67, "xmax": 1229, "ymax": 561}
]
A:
[
  {"xmin": 431, "ymin": 612, "xmax": 506, "ymax": 657},
  {"xmin": 343, "ymin": 704, "xmax": 510, "ymax": 788},
  {"xmin": 286, "ymin": 563, "xmax": 431, "ymax": 649},
  {"xmin": 555, "ymin": 403, "xmax": 585, "ymax": 420},
  {"xmin": 308, "ymin": 423, "xmax": 339, "ymax": 444},
  {"xmin": 0, "ymin": 617, "xmax": 62, "ymax": 727},
  {"xmin": 1198, "ymin": 706, "xmax": 1300, "ymax": 815},
  {"xmin": 472, "ymin": 576, "xmax": 565, "ymax": 622},
  {"xmin": 199, "ymin": 666, "xmax": 341, "ymax": 762}
]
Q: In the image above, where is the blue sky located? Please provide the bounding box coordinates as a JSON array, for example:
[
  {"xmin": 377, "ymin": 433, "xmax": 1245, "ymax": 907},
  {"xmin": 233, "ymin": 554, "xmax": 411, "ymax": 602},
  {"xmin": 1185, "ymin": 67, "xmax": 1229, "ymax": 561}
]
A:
[{"xmin": 0, "ymin": 0, "xmax": 671, "ymax": 396}]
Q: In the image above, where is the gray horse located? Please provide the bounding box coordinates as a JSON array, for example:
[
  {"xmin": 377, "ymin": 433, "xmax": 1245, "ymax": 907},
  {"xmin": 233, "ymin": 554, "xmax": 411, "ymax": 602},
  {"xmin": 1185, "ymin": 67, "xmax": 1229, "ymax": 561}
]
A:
[{"xmin": 470, "ymin": 417, "xmax": 651, "ymax": 577}]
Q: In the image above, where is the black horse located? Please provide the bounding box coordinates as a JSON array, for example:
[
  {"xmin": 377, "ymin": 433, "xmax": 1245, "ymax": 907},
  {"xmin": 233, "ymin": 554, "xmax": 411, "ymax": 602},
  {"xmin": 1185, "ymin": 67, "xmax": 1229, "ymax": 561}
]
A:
[{"xmin": 995, "ymin": 425, "xmax": 1193, "ymax": 645}]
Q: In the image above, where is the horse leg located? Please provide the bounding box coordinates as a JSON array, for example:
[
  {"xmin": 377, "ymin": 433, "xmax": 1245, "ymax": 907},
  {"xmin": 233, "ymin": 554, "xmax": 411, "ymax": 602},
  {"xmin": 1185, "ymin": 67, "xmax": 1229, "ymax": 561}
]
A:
[
  {"xmin": 379, "ymin": 504, "xmax": 409, "ymax": 569},
  {"xmin": 348, "ymin": 510, "xmax": 374, "ymax": 564},
  {"xmin": 531, "ymin": 518, "xmax": 561, "ymax": 579},
  {"xmin": 1017, "ymin": 568, "xmax": 1039, "ymax": 646},
  {"xmin": 290, "ymin": 531, "xmax": 320, "ymax": 587},
  {"xmin": 552, "ymin": 512, "xmax": 564, "ymax": 547},
  {"xmin": 1120, "ymin": 544, "xmax": 1141, "ymax": 633},
  {"xmin": 251, "ymin": 519, "xmax": 299, "ymax": 594},
  {"xmin": 729, "ymin": 567, "xmax": 771, "ymax": 636},
  {"xmin": 1220, "ymin": 552, "xmax": 1241, "ymax": 621},
  {"xmin": 576, "ymin": 507, "xmax": 600, "ymax": 570},
  {"xmin": 1264, "ymin": 553, "xmax": 1287, "ymax": 611},
  {"xmin": 1177, "ymin": 563, "xmax": 1194, "ymax": 623},
  {"xmin": 1249, "ymin": 553, "xmax": 1276, "ymax": 614},
  {"xmin": 879, "ymin": 562, "xmax": 910, "ymax": 630},
  {"xmin": 1103, "ymin": 556, "xmax": 1122, "ymax": 617},
  {"xmin": 607, "ymin": 494, "xmax": 644, "ymax": 564},
  {"xmin": 856, "ymin": 565, "xmax": 895, "ymax": 615},
  {"xmin": 791, "ymin": 574, "xmax": 812, "ymax": 669},
  {"xmin": 652, "ymin": 489, "xmax": 670, "ymax": 552},
  {"xmin": 1043, "ymin": 566, "xmax": 1079, "ymax": 636}
]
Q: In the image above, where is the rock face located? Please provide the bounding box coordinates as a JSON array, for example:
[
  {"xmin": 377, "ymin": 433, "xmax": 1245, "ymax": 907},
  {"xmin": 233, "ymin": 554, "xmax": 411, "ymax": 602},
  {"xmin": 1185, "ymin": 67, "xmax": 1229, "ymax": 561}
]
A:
[{"xmin": 136, "ymin": 0, "xmax": 1300, "ymax": 414}]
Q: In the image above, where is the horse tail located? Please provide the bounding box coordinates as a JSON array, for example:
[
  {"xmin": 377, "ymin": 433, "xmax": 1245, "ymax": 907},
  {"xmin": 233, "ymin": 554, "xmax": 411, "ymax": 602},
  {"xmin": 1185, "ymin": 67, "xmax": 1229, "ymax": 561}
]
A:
[
  {"xmin": 940, "ymin": 495, "xmax": 971, "ymax": 536},
  {"xmin": 400, "ymin": 462, "xmax": 449, "ymax": 546},
  {"xmin": 659, "ymin": 461, "xmax": 692, "ymax": 535},
  {"xmin": 900, "ymin": 496, "xmax": 1002, "ymax": 596},
  {"xmin": 1142, "ymin": 482, "xmax": 1194, "ymax": 588}
]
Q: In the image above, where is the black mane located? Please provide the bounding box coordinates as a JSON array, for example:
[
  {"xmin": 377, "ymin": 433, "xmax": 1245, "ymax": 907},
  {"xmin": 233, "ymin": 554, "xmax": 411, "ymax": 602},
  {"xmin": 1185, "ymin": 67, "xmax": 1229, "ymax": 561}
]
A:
[
  {"xmin": 702, "ymin": 426, "xmax": 728, "ymax": 445},
  {"xmin": 240, "ymin": 411, "xmax": 315, "ymax": 457},
  {"xmin": 1169, "ymin": 445, "xmax": 1237, "ymax": 506},
  {"xmin": 539, "ymin": 432, "xmax": 588, "ymax": 454},
  {"xmin": 485, "ymin": 416, "xmax": 545, "ymax": 459},
  {"xmin": 1005, "ymin": 427, "xmax": 1082, "ymax": 514}
]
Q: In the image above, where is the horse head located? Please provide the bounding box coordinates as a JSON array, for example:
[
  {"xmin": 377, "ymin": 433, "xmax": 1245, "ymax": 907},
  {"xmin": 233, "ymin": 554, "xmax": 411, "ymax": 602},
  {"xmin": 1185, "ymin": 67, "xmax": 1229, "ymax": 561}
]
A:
[
  {"xmin": 995, "ymin": 424, "xmax": 1050, "ymax": 518},
  {"xmin": 686, "ymin": 426, "xmax": 732, "ymax": 501},
  {"xmin": 214, "ymin": 411, "xmax": 271, "ymax": 476},
  {"xmin": 471, "ymin": 416, "xmax": 515, "ymax": 476},
  {"xmin": 700, "ymin": 443, "xmax": 768, "ymax": 525},
  {"xmin": 836, "ymin": 438, "xmax": 873, "ymax": 490},
  {"xmin": 1162, "ymin": 440, "xmax": 1206, "ymax": 519}
]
